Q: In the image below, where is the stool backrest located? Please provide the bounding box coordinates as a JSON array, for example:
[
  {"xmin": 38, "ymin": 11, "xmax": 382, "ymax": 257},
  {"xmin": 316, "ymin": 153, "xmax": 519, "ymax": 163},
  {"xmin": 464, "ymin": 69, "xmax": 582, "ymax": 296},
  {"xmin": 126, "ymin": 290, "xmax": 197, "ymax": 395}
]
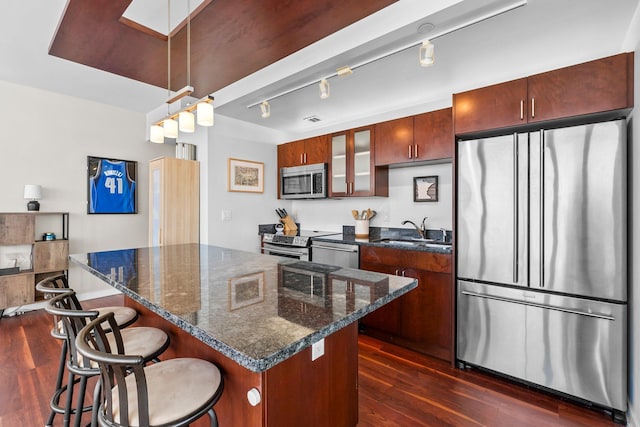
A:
[
  {"xmin": 45, "ymin": 291, "xmax": 100, "ymax": 372},
  {"xmin": 37, "ymin": 274, "xmax": 71, "ymax": 339},
  {"xmin": 76, "ymin": 312, "xmax": 150, "ymax": 426}
]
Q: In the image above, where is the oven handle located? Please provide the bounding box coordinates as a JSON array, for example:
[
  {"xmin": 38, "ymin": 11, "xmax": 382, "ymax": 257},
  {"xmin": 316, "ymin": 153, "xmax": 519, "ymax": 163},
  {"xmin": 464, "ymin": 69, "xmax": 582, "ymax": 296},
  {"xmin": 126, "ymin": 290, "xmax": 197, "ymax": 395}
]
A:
[{"xmin": 262, "ymin": 247, "xmax": 307, "ymax": 257}]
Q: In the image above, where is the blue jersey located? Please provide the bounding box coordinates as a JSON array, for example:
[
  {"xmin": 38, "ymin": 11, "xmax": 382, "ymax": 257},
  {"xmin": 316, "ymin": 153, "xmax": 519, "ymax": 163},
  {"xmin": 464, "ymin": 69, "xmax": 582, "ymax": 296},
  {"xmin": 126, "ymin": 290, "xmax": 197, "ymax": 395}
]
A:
[{"xmin": 90, "ymin": 160, "xmax": 136, "ymax": 213}]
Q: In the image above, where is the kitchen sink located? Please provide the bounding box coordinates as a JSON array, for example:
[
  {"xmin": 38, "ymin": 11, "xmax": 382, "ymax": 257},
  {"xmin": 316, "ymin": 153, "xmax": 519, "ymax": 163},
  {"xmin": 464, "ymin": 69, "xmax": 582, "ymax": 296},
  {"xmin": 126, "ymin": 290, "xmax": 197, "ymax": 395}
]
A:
[{"xmin": 372, "ymin": 238, "xmax": 451, "ymax": 248}]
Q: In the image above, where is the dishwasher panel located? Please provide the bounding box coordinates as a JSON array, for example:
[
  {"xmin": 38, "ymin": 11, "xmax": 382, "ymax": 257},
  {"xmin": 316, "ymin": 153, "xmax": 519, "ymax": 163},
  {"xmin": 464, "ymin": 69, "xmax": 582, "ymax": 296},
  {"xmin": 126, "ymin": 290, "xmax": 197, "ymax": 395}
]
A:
[{"xmin": 311, "ymin": 241, "xmax": 359, "ymax": 269}]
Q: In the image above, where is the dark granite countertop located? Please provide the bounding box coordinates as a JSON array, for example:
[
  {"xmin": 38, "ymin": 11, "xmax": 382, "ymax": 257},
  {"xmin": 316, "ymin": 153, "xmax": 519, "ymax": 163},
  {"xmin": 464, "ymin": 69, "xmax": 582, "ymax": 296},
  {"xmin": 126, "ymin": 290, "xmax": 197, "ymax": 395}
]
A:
[{"xmin": 70, "ymin": 244, "xmax": 416, "ymax": 373}]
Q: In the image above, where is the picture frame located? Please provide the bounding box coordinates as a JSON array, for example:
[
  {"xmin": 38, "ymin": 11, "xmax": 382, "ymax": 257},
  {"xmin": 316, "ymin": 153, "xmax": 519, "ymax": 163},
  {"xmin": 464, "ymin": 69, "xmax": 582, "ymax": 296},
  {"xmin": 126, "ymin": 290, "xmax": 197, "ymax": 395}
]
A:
[
  {"xmin": 414, "ymin": 175, "xmax": 438, "ymax": 202},
  {"xmin": 228, "ymin": 158, "xmax": 264, "ymax": 193},
  {"xmin": 87, "ymin": 156, "xmax": 137, "ymax": 214},
  {"xmin": 228, "ymin": 271, "xmax": 265, "ymax": 310}
]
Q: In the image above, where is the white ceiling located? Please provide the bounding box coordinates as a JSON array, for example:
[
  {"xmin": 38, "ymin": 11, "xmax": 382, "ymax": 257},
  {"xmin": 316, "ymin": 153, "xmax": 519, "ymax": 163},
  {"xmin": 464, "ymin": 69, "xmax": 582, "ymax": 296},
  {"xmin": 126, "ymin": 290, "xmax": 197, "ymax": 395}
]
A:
[{"xmin": 1, "ymin": 0, "xmax": 638, "ymax": 139}]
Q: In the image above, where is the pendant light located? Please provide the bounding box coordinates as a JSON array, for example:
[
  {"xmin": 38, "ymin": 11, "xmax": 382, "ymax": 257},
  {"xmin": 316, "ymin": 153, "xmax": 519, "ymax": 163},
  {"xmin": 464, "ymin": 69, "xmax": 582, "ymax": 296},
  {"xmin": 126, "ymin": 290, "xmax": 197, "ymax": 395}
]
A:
[
  {"xmin": 197, "ymin": 101, "xmax": 214, "ymax": 126},
  {"xmin": 150, "ymin": 124, "xmax": 165, "ymax": 143},
  {"xmin": 179, "ymin": 111, "xmax": 195, "ymax": 132},
  {"xmin": 164, "ymin": 118, "xmax": 179, "ymax": 138}
]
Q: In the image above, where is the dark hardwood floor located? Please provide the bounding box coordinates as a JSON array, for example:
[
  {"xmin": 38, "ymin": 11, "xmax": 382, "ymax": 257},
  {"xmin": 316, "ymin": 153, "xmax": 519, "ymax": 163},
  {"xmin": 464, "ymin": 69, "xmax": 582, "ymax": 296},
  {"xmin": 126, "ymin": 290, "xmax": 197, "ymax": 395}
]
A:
[{"xmin": 0, "ymin": 295, "xmax": 619, "ymax": 426}]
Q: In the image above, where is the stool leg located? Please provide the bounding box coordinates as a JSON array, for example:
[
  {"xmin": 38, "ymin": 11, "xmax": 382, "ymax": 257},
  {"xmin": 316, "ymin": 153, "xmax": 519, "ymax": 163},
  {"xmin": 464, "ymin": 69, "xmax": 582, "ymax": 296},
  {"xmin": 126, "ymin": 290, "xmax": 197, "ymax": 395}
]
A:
[
  {"xmin": 207, "ymin": 408, "xmax": 218, "ymax": 427},
  {"xmin": 90, "ymin": 379, "xmax": 101, "ymax": 427},
  {"xmin": 46, "ymin": 340, "xmax": 68, "ymax": 426},
  {"xmin": 63, "ymin": 370, "xmax": 75, "ymax": 427},
  {"xmin": 73, "ymin": 374, "xmax": 89, "ymax": 427}
]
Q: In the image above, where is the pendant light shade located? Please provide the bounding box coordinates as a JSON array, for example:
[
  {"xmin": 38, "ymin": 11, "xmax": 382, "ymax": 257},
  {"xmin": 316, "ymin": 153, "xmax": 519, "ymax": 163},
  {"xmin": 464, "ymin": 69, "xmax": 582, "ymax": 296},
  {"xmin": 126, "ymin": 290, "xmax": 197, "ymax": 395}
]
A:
[
  {"xmin": 419, "ymin": 40, "xmax": 435, "ymax": 67},
  {"xmin": 260, "ymin": 101, "xmax": 271, "ymax": 118},
  {"xmin": 163, "ymin": 118, "xmax": 178, "ymax": 139},
  {"xmin": 179, "ymin": 111, "xmax": 195, "ymax": 133},
  {"xmin": 319, "ymin": 79, "xmax": 330, "ymax": 99},
  {"xmin": 150, "ymin": 124, "xmax": 165, "ymax": 143},
  {"xmin": 197, "ymin": 102, "xmax": 214, "ymax": 126}
]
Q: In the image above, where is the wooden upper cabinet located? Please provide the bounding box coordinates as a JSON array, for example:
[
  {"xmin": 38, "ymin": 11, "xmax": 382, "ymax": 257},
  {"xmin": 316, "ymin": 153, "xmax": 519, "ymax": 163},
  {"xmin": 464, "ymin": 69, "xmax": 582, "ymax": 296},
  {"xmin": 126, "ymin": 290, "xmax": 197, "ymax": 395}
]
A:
[
  {"xmin": 277, "ymin": 136, "xmax": 328, "ymax": 168},
  {"xmin": 374, "ymin": 117, "xmax": 414, "ymax": 166},
  {"xmin": 453, "ymin": 78, "xmax": 528, "ymax": 135},
  {"xmin": 414, "ymin": 107, "xmax": 453, "ymax": 161},
  {"xmin": 453, "ymin": 52, "xmax": 634, "ymax": 135},
  {"xmin": 527, "ymin": 52, "xmax": 634, "ymax": 123}
]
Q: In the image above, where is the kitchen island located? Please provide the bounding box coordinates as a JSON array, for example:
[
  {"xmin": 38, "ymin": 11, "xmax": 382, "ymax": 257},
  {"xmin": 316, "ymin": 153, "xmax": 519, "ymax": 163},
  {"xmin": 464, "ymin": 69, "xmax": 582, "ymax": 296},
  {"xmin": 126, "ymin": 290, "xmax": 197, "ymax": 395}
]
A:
[{"xmin": 70, "ymin": 244, "xmax": 417, "ymax": 427}]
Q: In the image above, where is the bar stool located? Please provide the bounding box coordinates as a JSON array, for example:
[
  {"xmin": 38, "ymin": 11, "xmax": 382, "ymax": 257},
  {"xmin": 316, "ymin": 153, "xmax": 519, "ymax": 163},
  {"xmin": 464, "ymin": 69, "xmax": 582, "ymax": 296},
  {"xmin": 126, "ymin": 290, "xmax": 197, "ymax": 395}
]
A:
[
  {"xmin": 76, "ymin": 312, "xmax": 224, "ymax": 427},
  {"xmin": 46, "ymin": 291, "xmax": 170, "ymax": 427},
  {"xmin": 36, "ymin": 274, "xmax": 138, "ymax": 427}
]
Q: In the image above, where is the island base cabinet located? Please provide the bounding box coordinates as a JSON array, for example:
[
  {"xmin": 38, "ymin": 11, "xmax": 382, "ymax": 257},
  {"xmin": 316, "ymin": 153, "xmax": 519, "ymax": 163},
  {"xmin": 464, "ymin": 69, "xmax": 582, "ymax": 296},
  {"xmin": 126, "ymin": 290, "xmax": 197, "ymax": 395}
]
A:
[{"xmin": 127, "ymin": 298, "xmax": 359, "ymax": 427}]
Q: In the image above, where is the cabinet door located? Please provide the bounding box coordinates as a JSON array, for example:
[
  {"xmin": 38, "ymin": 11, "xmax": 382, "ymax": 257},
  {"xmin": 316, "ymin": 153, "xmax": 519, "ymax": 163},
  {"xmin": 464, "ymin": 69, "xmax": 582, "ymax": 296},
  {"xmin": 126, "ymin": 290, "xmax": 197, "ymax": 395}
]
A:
[
  {"xmin": 453, "ymin": 78, "xmax": 528, "ymax": 135},
  {"xmin": 374, "ymin": 117, "xmax": 414, "ymax": 166},
  {"xmin": 399, "ymin": 268, "xmax": 452, "ymax": 361},
  {"xmin": 0, "ymin": 274, "xmax": 34, "ymax": 308},
  {"xmin": 34, "ymin": 241, "xmax": 69, "ymax": 273},
  {"xmin": 414, "ymin": 108, "xmax": 453, "ymax": 161},
  {"xmin": 303, "ymin": 135, "xmax": 329, "ymax": 165},
  {"xmin": 528, "ymin": 52, "xmax": 633, "ymax": 123},
  {"xmin": 359, "ymin": 259, "xmax": 401, "ymax": 336},
  {"xmin": 277, "ymin": 140, "xmax": 306, "ymax": 168},
  {"xmin": 0, "ymin": 215, "xmax": 35, "ymax": 244},
  {"xmin": 352, "ymin": 127, "xmax": 374, "ymax": 196},
  {"xmin": 329, "ymin": 133, "xmax": 348, "ymax": 196}
]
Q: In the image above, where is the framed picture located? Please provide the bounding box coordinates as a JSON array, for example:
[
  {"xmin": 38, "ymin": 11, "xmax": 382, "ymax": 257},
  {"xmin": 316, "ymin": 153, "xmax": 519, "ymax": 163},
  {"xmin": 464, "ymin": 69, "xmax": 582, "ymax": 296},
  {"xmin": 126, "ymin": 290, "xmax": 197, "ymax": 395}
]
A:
[
  {"xmin": 414, "ymin": 175, "xmax": 438, "ymax": 202},
  {"xmin": 229, "ymin": 272, "xmax": 265, "ymax": 310},
  {"xmin": 87, "ymin": 156, "xmax": 137, "ymax": 214},
  {"xmin": 228, "ymin": 158, "xmax": 264, "ymax": 193}
]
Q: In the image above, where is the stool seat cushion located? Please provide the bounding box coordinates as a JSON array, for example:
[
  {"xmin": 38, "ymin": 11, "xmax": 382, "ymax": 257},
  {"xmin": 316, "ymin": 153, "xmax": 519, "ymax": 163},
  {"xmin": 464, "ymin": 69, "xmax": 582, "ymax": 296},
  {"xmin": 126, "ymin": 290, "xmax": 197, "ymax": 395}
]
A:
[
  {"xmin": 96, "ymin": 306, "xmax": 137, "ymax": 327},
  {"xmin": 113, "ymin": 327, "xmax": 169, "ymax": 359},
  {"xmin": 111, "ymin": 358, "xmax": 222, "ymax": 426}
]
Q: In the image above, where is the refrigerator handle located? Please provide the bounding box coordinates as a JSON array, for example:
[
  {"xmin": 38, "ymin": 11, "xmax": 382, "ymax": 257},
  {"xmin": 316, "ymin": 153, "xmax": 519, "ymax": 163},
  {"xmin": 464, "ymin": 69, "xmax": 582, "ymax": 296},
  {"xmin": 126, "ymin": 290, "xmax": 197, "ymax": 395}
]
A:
[
  {"xmin": 513, "ymin": 133, "xmax": 519, "ymax": 284},
  {"xmin": 460, "ymin": 291, "xmax": 616, "ymax": 321},
  {"xmin": 539, "ymin": 129, "xmax": 545, "ymax": 287}
]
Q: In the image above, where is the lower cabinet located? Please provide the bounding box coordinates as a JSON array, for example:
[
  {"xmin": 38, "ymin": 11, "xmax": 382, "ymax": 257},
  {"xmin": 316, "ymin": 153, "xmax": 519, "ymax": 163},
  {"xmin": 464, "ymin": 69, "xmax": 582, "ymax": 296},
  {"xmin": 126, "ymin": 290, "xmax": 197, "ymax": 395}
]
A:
[{"xmin": 359, "ymin": 246, "xmax": 453, "ymax": 362}]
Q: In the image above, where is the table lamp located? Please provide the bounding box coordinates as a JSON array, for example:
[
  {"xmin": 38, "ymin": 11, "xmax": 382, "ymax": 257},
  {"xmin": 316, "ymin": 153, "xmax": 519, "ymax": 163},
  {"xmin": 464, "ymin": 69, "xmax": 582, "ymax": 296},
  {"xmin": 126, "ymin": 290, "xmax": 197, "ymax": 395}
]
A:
[{"xmin": 24, "ymin": 184, "xmax": 42, "ymax": 211}]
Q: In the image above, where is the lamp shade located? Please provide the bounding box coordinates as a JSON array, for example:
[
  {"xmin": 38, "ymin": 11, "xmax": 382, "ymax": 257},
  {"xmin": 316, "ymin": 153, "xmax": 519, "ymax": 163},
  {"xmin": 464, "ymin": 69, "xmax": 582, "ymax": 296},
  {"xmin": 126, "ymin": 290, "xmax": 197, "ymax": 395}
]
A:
[
  {"xmin": 197, "ymin": 102, "xmax": 214, "ymax": 126},
  {"xmin": 24, "ymin": 184, "xmax": 42, "ymax": 200},
  {"xmin": 164, "ymin": 118, "xmax": 179, "ymax": 139},
  {"xmin": 150, "ymin": 124, "xmax": 165, "ymax": 143},
  {"xmin": 179, "ymin": 111, "xmax": 195, "ymax": 133}
]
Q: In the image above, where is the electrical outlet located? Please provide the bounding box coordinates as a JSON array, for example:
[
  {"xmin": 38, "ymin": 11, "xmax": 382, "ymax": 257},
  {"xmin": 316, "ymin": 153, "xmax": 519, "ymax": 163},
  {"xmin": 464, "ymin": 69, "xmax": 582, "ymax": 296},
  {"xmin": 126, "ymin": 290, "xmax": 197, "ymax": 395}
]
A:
[
  {"xmin": 311, "ymin": 338, "xmax": 325, "ymax": 361},
  {"xmin": 221, "ymin": 209, "xmax": 232, "ymax": 221}
]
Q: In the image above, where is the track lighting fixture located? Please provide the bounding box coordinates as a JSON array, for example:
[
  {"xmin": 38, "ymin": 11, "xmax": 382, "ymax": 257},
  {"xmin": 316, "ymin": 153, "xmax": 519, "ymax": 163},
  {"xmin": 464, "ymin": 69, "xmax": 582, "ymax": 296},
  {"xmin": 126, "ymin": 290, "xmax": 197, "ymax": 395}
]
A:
[
  {"xmin": 260, "ymin": 101, "xmax": 271, "ymax": 118},
  {"xmin": 419, "ymin": 40, "xmax": 435, "ymax": 67},
  {"xmin": 319, "ymin": 79, "xmax": 330, "ymax": 99}
]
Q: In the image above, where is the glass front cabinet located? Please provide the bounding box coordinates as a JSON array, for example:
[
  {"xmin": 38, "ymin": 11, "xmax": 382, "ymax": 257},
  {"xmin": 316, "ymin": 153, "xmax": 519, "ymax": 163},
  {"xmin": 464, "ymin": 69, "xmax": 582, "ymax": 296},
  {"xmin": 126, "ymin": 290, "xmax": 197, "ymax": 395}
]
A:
[{"xmin": 330, "ymin": 126, "xmax": 387, "ymax": 197}]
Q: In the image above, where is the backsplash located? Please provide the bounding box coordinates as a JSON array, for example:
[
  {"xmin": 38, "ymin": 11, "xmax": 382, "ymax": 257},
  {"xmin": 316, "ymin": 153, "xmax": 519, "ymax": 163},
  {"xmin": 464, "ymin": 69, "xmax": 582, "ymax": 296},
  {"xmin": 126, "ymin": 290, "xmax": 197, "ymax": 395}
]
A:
[{"xmin": 291, "ymin": 162, "xmax": 452, "ymax": 232}]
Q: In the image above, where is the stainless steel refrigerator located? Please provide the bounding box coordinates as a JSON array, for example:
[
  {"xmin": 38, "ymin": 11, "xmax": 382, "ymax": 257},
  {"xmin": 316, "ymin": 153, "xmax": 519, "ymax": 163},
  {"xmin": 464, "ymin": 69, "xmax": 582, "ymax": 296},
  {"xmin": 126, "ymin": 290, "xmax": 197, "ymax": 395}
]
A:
[{"xmin": 456, "ymin": 119, "xmax": 627, "ymax": 422}]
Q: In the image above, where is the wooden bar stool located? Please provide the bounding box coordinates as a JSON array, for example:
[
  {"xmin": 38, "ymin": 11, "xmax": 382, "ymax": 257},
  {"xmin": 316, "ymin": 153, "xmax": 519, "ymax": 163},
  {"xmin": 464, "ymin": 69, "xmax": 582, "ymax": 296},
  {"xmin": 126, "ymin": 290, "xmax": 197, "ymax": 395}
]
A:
[
  {"xmin": 36, "ymin": 274, "xmax": 138, "ymax": 427},
  {"xmin": 45, "ymin": 291, "xmax": 170, "ymax": 427},
  {"xmin": 76, "ymin": 312, "xmax": 224, "ymax": 427}
]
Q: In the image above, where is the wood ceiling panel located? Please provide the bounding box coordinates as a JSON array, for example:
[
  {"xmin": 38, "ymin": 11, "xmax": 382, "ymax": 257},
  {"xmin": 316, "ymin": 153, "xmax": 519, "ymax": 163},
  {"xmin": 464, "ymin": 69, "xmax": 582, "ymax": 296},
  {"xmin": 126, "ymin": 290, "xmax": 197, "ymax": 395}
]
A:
[{"xmin": 49, "ymin": 0, "xmax": 398, "ymax": 98}]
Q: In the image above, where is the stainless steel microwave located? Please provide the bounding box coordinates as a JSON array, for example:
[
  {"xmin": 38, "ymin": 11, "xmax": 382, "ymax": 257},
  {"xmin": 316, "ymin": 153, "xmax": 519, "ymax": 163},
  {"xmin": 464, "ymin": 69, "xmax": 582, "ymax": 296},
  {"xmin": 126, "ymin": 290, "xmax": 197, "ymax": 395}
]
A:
[{"xmin": 280, "ymin": 163, "xmax": 327, "ymax": 199}]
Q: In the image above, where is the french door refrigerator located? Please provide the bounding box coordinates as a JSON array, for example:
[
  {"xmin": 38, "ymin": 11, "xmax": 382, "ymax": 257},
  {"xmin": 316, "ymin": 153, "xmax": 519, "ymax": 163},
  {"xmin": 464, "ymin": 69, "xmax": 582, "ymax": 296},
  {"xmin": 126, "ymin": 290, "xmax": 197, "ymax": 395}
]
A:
[{"xmin": 456, "ymin": 119, "xmax": 627, "ymax": 422}]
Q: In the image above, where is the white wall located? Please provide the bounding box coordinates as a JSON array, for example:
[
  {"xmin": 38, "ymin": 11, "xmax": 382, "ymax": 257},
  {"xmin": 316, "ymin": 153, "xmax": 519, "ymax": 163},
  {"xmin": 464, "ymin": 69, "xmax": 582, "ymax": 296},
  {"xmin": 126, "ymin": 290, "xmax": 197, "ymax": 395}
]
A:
[
  {"xmin": 0, "ymin": 80, "xmax": 174, "ymax": 306},
  {"xmin": 206, "ymin": 115, "xmax": 287, "ymax": 252},
  {"xmin": 290, "ymin": 162, "xmax": 452, "ymax": 233}
]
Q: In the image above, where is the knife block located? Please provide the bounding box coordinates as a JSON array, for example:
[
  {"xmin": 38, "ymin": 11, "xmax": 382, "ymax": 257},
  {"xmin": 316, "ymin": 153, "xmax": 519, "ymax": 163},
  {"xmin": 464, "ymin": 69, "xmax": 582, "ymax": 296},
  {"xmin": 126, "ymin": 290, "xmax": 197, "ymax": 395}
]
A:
[{"xmin": 280, "ymin": 215, "xmax": 298, "ymax": 232}]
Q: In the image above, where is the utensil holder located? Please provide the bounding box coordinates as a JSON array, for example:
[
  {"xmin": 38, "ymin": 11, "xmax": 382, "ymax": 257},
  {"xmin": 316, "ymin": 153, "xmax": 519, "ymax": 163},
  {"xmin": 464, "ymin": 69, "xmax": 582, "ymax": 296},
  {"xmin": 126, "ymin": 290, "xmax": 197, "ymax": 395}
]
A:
[{"xmin": 355, "ymin": 219, "xmax": 369, "ymax": 238}]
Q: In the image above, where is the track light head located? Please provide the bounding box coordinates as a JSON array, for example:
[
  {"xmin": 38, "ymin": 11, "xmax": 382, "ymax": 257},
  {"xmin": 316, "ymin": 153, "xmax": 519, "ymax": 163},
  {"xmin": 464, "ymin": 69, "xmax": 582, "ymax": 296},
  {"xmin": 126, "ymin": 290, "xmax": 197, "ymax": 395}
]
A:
[
  {"xmin": 419, "ymin": 40, "xmax": 435, "ymax": 67},
  {"xmin": 260, "ymin": 101, "xmax": 271, "ymax": 118},
  {"xmin": 319, "ymin": 79, "xmax": 330, "ymax": 99}
]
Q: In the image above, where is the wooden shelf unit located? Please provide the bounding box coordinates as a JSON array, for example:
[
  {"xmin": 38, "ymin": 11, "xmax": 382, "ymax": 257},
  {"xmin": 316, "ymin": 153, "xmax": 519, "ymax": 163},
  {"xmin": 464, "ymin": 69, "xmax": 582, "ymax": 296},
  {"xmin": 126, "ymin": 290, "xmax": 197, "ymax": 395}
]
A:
[{"xmin": 0, "ymin": 212, "xmax": 69, "ymax": 311}]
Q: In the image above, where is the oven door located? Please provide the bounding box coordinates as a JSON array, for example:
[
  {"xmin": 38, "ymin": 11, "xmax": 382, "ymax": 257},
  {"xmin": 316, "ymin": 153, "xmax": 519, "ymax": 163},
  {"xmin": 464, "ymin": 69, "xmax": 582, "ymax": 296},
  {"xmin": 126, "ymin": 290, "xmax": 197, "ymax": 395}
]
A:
[{"xmin": 262, "ymin": 243, "xmax": 310, "ymax": 261}]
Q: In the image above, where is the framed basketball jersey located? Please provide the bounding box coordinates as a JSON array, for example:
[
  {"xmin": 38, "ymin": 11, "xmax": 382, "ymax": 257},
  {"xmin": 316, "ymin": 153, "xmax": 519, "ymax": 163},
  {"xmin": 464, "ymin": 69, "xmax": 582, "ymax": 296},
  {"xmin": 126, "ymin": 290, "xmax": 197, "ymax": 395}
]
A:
[{"xmin": 87, "ymin": 156, "xmax": 137, "ymax": 214}]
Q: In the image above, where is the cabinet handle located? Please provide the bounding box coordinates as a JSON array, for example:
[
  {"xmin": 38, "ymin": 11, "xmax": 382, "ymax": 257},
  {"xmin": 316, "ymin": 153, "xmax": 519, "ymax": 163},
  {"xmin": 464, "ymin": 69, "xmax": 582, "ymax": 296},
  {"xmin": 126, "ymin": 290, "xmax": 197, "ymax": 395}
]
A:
[
  {"xmin": 304, "ymin": 152, "xmax": 307, "ymax": 164},
  {"xmin": 414, "ymin": 144, "xmax": 418, "ymax": 159},
  {"xmin": 408, "ymin": 145, "xmax": 412, "ymax": 159},
  {"xmin": 395, "ymin": 269, "xmax": 399, "ymax": 275},
  {"xmin": 300, "ymin": 153, "xmax": 304, "ymax": 164},
  {"xmin": 531, "ymin": 97, "xmax": 535, "ymax": 118},
  {"xmin": 520, "ymin": 100, "xmax": 524, "ymax": 120}
]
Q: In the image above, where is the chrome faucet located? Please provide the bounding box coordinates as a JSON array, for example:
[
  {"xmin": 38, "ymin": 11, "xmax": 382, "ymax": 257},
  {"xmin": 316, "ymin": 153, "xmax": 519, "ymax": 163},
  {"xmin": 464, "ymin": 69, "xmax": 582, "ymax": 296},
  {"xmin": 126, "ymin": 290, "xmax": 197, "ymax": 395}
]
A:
[
  {"xmin": 440, "ymin": 228, "xmax": 448, "ymax": 242},
  {"xmin": 401, "ymin": 217, "xmax": 428, "ymax": 239}
]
